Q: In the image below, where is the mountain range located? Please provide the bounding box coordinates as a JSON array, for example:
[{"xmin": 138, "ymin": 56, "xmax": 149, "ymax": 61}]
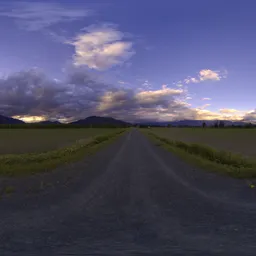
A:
[
  {"xmin": 0, "ymin": 115, "xmax": 130, "ymax": 127},
  {"xmin": 0, "ymin": 115, "xmax": 25, "ymax": 124},
  {"xmin": 0, "ymin": 114, "xmax": 250, "ymax": 127},
  {"xmin": 70, "ymin": 116, "xmax": 129, "ymax": 126},
  {"xmin": 35, "ymin": 120, "xmax": 62, "ymax": 125}
]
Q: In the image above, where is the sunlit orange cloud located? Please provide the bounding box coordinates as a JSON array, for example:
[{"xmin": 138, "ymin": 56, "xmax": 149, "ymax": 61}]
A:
[{"xmin": 12, "ymin": 115, "xmax": 46, "ymax": 123}]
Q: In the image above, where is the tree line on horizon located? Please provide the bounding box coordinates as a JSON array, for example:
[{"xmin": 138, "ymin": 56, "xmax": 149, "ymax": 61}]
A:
[
  {"xmin": 201, "ymin": 121, "xmax": 255, "ymax": 129},
  {"xmin": 0, "ymin": 121, "xmax": 254, "ymax": 129},
  {"xmin": 0, "ymin": 123, "xmax": 131, "ymax": 129},
  {"xmin": 138, "ymin": 121, "xmax": 255, "ymax": 129}
]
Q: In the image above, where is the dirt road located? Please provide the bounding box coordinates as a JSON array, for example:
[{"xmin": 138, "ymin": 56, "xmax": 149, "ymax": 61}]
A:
[{"xmin": 1, "ymin": 129, "xmax": 256, "ymax": 255}]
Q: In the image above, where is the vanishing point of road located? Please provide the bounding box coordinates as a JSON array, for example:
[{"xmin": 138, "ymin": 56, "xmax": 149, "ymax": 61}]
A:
[{"xmin": 1, "ymin": 129, "xmax": 256, "ymax": 255}]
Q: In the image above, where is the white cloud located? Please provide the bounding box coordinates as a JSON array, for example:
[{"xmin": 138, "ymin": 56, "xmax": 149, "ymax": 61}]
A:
[
  {"xmin": 193, "ymin": 108, "xmax": 249, "ymax": 122},
  {"xmin": 202, "ymin": 97, "xmax": 211, "ymax": 100},
  {"xmin": 198, "ymin": 104, "xmax": 211, "ymax": 110},
  {"xmin": 184, "ymin": 77, "xmax": 200, "ymax": 84},
  {"xmin": 219, "ymin": 108, "xmax": 238, "ymax": 114},
  {"xmin": 186, "ymin": 97, "xmax": 192, "ymax": 100},
  {"xmin": 139, "ymin": 80, "xmax": 152, "ymax": 91},
  {"xmin": 199, "ymin": 69, "xmax": 221, "ymax": 81},
  {"xmin": 0, "ymin": 2, "xmax": 92, "ymax": 31},
  {"xmin": 184, "ymin": 79, "xmax": 190, "ymax": 84},
  {"xmin": 183, "ymin": 69, "xmax": 226, "ymax": 85},
  {"xmin": 68, "ymin": 24, "xmax": 135, "ymax": 70},
  {"xmin": 12, "ymin": 115, "xmax": 46, "ymax": 123},
  {"xmin": 135, "ymin": 88, "xmax": 183, "ymax": 105},
  {"xmin": 193, "ymin": 109, "xmax": 222, "ymax": 120},
  {"xmin": 191, "ymin": 77, "xmax": 199, "ymax": 83},
  {"xmin": 142, "ymin": 80, "xmax": 150, "ymax": 86}
]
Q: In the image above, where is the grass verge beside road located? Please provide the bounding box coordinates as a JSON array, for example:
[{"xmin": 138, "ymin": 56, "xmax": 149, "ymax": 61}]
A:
[
  {"xmin": 145, "ymin": 131, "xmax": 256, "ymax": 179},
  {"xmin": 0, "ymin": 129, "xmax": 125, "ymax": 177}
]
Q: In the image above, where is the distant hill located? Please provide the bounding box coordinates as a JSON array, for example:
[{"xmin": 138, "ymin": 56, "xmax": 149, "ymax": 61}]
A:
[
  {"xmin": 70, "ymin": 116, "xmax": 130, "ymax": 127},
  {"xmin": 35, "ymin": 120, "xmax": 62, "ymax": 125},
  {"xmin": 0, "ymin": 115, "xmax": 25, "ymax": 124}
]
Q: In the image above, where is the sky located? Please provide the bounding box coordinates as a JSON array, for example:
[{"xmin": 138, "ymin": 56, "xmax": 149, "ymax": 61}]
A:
[{"xmin": 0, "ymin": 0, "xmax": 255, "ymax": 123}]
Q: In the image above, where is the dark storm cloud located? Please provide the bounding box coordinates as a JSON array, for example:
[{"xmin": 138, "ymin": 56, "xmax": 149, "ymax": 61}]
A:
[
  {"xmin": 0, "ymin": 69, "xmax": 65, "ymax": 117},
  {"xmin": 243, "ymin": 109, "xmax": 256, "ymax": 123},
  {"xmin": 0, "ymin": 69, "xmax": 103, "ymax": 121},
  {"xmin": 0, "ymin": 68, "xmax": 196, "ymax": 122}
]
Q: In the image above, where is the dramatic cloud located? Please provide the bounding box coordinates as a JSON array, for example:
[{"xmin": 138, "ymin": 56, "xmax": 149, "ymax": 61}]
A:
[
  {"xmin": 135, "ymin": 87, "xmax": 182, "ymax": 107},
  {"xmin": 193, "ymin": 109, "xmax": 243, "ymax": 121},
  {"xmin": 97, "ymin": 86, "xmax": 184, "ymax": 120},
  {"xmin": 0, "ymin": 69, "xmax": 107, "ymax": 122},
  {"xmin": 97, "ymin": 90, "xmax": 133, "ymax": 112},
  {"xmin": 68, "ymin": 24, "xmax": 135, "ymax": 70},
  {"xmin": 0, "ymin": 2, "xmax": 92, "ymax": 31},
  {"xmin": 0, "ymin": 69, "xmax": 186, "ymax": 123},
  {"xmin": 243, "ymin": 110, "xmax": 256, "ymax": 123},
  {"xmin": 0, "ymin": 69, "xmax": 253, "ymax": 123}
]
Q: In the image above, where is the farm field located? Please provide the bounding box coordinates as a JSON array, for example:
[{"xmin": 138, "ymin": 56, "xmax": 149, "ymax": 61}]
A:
[
  {"xmin": 148, "ymin": 128, "xmax": 256, "ymax": 159},
  {"xmin": 0, "ymin": 128, "xmax": 121, "ymax": 154},
  {"xmin": 0, "ymin": 128, "xmax": 125, "ymax": 176}
]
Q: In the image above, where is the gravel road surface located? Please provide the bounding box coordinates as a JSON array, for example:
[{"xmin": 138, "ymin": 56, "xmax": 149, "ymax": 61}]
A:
[{"xmin": 1, "ymin": 129, "xmax": 256, "ymax": 255}]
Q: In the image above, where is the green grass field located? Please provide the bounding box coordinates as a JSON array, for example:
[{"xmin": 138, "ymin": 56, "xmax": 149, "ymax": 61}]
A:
[
  {"xmin": 148, "ymin": 128, "xmax": 256, "ymax": 158},
  {"xmin": 0, "ymin": 128, "xmax": 125, "ymax": 176},
  {"xmin": 145, "ymin": 128, "xmax": 256, "ymax": 178},
  {"xmin": 0, "ymin": 128, "xmax": 121, "ymax": 154}
]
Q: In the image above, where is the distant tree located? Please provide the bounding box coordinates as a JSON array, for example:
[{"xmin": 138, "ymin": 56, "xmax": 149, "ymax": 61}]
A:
[
  {"xmin": 219, "ymin": 121, "xmax": 225, "ymax": 128},
  {"xmin": 244, "ymin": 122, "xmax": 253, "ymax": 128},
  {"xmin": 167, "ymin": 124, "xmax": 172, "ymax": 128},
  {"xmin": 202, "ymin": 122, "xmax": 207, "ymax": 128},
  {"xmin": 214, "ymin": 121, "xmax": 219, "ymax": 128}
]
